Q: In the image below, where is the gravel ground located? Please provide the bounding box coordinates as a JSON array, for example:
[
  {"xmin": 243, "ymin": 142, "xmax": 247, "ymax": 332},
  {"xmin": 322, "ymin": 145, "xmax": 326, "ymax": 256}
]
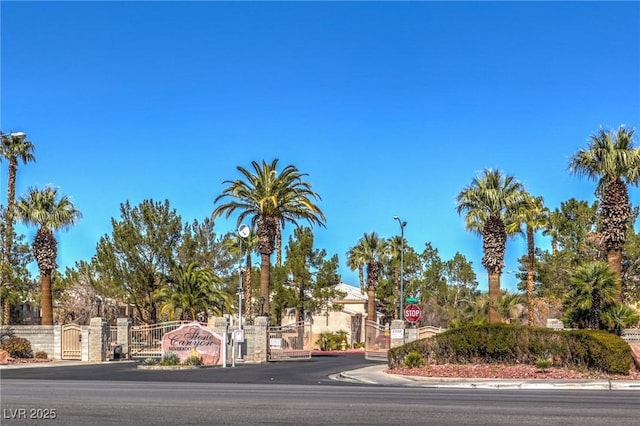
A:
[{"xmin": 388, "ymin": 363, "xmax": 640, "ymax": 380}]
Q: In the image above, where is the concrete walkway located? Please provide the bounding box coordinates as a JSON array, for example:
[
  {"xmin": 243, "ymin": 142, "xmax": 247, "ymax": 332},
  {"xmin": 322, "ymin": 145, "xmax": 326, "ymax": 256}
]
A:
[{"xmin": 332, "ymin": 363, "xmax": 640, "ymax": 390}]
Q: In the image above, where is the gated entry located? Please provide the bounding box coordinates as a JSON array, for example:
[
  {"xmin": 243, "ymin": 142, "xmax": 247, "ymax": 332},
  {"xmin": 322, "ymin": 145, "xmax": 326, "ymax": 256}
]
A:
[
  {"xmin": 364, "ymin": 320, "xmax": 389, "ymax": 361},
  {"xmin": 267, "ymin": 321, "xmax": 312, "ymax": 361},
  {"xmin": 129, "ymin": 320, "xmax": 204, "ymax": 360},
  {"xmin": 61, "ymin": 323, "xmax": 82, "ymax": 360}
]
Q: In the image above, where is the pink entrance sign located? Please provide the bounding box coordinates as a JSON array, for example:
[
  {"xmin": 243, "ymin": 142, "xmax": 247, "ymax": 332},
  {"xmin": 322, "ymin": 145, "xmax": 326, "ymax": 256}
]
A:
[{"xmin": 161, "ymin": 322, "xmax": 222, "ymax": 365}]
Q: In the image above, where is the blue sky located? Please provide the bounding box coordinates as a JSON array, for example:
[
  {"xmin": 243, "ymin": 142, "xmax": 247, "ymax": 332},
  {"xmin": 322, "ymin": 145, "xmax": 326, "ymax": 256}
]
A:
[{"xmin": 1, "ymin": 1, "xmax": 639, "ymax": 292}]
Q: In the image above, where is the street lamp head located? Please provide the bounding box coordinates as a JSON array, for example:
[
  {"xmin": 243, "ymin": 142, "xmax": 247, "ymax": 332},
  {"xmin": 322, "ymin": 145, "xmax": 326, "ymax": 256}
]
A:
[
  {"xmin": 393, "ymin": 215, "xmax": 399, "ymax": 220},
  {"xmin": 11, "ymin": 132, "xmax": 26, "ymax": 138}
]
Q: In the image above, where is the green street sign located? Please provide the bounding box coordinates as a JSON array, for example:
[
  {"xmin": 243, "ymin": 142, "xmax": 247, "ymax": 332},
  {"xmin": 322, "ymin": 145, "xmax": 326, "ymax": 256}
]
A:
[{"xmin": 406, "ymin": 297, "xmax": 420, "ymax": 304}]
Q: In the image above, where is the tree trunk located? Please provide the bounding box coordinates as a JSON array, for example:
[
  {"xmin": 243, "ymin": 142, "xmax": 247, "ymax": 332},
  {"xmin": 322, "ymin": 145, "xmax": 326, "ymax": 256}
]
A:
[
  {"xmin": 607, "ymin": 248, "xmax": 623, "ymax": 302},
  {"xmin": 487, "ymin": 272, "xmax": 501, "ymax": 324},
  {"xmin": 527, "ymin": 227, "xmax": 535, "ymax": 326},
  {"xmin": 40, "ymin": 269, "xmax": 54, "ymax": 325},
  {"xmin": 260, "ymin": 252, "xmax": 271, "ymax": 316},
  {"xmin": 367, "ymin": 284, "xmax": 376, "ymax": 324},
  {"xmin": 2, "ymin": 160, "xmax": 18, "ymax": 325}
]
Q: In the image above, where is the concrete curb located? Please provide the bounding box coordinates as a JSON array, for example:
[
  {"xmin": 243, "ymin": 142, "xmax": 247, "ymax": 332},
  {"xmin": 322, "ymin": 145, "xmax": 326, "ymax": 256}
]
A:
[{"xmin": 332, "ymin": 364, "xmax": 640, "ymax": 390}]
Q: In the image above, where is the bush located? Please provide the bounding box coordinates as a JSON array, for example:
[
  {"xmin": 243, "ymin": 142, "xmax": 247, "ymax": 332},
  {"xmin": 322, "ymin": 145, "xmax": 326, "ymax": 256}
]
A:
[
  {"xmin": 34, "ymin": 351, "xmax": 48, "ymax": 360},
  {"xmin": 404, "ymin": 352, "xmax": 425, "ymax": 368},
  {"xmin": 142, "ymin": 357, "xmax": 157, "ymax": 365},
  {"xmin": 184, "ymin": 350, "xmax": 202, "ymax": 366},
  {"xmin": 160, "ymin": 352, "xmax": 180, "ymax": 366},
  {"xmin": 535, "ymin": 358, "xmax": 552, "ymax": 373},
  {"xmin": 387, "ymin": 324, "xmax": 633, "ymax": 375},
  {"xmin": 315, "ymin": 331, "xmax": 348, "ymax": 351},
  {"xmin": 1, "ymin": 336, "xmax": 33, "ymax": 358}
]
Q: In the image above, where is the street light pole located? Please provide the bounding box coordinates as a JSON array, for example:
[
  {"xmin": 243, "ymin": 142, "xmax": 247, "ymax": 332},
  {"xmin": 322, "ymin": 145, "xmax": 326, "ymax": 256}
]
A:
[{"xmin": 393, "ymin": 216, "xmax": 407, "ymax": 321}]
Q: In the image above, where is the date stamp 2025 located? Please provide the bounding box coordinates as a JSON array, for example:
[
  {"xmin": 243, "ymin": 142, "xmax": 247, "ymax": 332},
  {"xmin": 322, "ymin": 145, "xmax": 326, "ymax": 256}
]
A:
[{"xmin": 2, "ymin": 408, "xmax": 57, "ymax": 420}]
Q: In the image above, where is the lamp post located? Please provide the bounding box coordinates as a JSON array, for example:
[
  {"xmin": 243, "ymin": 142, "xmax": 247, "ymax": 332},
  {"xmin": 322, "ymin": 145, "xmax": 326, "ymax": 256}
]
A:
[
  {"xmin": 393, "ymin": 216, "xmax": 407, "ymax": 321},
  {"xmin": 95, "ymin": 297, "xmax": 102, "ymax": 317},
  {"xmin": 259, "ymin": 296, "xmax": 265, "ymax": 316}
]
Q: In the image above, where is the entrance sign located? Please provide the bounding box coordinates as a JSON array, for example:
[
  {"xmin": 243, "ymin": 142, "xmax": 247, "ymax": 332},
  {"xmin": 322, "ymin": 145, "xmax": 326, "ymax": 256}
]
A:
[
  {"xmin": 162, "ymin": 322, "xmax": 222, "ymax": 365},
  {"xmin": 404, "ymin": 304, "xmax": 421, "ymax": 323}
]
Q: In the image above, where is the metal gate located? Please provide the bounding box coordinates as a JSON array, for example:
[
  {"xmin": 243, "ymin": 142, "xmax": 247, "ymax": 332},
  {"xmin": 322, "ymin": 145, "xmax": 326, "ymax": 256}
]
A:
[
  {"xmin": 61, "ymin": 323, "xmax": 82, "ymax": 360},
  {"xmin": 364, "ymin": 320, "xmax": 389, "ymax": 362},
  {"xmin": 268, "ymin": 321, "xmax": 312, "ymax": 361},
  {"xmin": 129, "ymin": 321, "xmax": 203, "ymax": 360}
]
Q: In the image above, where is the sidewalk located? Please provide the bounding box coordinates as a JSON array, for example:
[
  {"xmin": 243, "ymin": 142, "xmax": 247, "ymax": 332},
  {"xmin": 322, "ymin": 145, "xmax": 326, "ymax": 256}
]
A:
[{"xmin": 332, "ymin": 363, "xmax": 640, "ymax": 390}]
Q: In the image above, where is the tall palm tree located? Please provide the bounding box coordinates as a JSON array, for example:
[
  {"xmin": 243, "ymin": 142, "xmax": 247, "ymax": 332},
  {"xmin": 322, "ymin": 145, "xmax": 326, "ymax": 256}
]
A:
[
  {"xmin": 15, "ymin": 186, "xmax": 81, "ymax": 325},
  {"xmin": 456, "ymin": 169, "xmax": 525, "ymax": 323},
  {"xmin": 213, "ymin": 159, "xmax": 325, "ymax": 316},
  {"xmin": 347, "ymin": 233, "xmax": 387, "ymax": 323},
  {"xmin": 569, "ymin": 126, "xmax": 640, "ymax": 298},
  {"xmin": 0, "ymin": 132, "xmax": 35, "ymax": 324},
  {"xmin": 506, "ymin": 194, "xmax": 548, "ymax": 326},
  {"xmin": 568, "ymin": 261, "xmax": 618, "ymax": 330},
  {"xmin": 346, "ymin": 242, "xmax": 367, "ymax": 295}
]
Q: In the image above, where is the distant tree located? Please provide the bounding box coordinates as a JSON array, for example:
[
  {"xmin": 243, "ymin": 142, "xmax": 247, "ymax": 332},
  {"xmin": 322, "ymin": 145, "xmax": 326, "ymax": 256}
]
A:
[
  {"xmin": 569, "ymin": 126, "xmax": 640, "ymax": 296},
  {"xmin": 15, "ymin": 186, "xmax": 81, "ymax": 325},
  {"xmin": 0, "ymin": 132, "xmax": 35, "ymax": 324},
  {"xmin": 347, "ymin": 233, "xmax": 386, "ymax": 323},
  {"xmin": 456, "ymin": 169, "xmax": 525, "ymax": 323},
  {"xmin": 93, "ymin": 199, "xmax": 181, "ymax": 324},
  {"xmin": 506, "ymin": 194, "xmax": 548, "ymax": 326},
  {"xmin": 213, "ymin": 159, "xmax": 326, "ymax": 317}
]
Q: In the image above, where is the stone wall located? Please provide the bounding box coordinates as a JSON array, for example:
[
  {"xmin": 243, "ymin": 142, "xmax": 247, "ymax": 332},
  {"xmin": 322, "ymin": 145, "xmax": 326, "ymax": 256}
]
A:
[{"xmin": 9, "ymin": 325, "xmax": 58, "ymax": 359}]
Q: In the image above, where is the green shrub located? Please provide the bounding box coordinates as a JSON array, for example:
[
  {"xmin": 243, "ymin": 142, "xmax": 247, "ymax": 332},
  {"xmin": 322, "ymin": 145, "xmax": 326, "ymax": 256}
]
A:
[
  {"xmin": 34, "ymin": 351, "xmax": 48, "ymax": 359},
  {"xmin": 160, "ymin": 352, "xmax": 180, "ymax": 366},
  {"xmin": 315, "ymin": 331, "xmax": 348, "ymax": 351},
  {"xmin": 387, "ymin": 324, "xmax": 633, "ymax": 375},
  {"xmin": 535, "ymin": 358, "xmax": 552, "ymax": 373},
  {"xmin": 184, "ymin": 350, "xmax": 202, "ymax": 366},
  {"xmin": 142, "ymin": 357, "xmax": 157, "ymax": 365},
  {"xmin": 404, "ymin": 352, "xmax": 425, "ymax": 368},
  {"xmin": 1, "ymin": 336, "xmax": 33, "ymax": 358}
]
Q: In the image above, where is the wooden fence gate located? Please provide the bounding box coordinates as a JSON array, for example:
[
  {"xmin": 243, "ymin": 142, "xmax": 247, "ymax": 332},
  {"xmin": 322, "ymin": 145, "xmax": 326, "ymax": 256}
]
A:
[
  {"xmin": 267, "ymin": 321, "xmax": 312, "ymax": 361},
  {"xmin": 61, "ymin": 323, "xmax": 82, "ymax": 360}
]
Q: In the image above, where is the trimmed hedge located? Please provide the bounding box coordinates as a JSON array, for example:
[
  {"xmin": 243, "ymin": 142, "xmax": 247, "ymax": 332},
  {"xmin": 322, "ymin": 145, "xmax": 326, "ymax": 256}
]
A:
[{"xmin": 388, "ymin": 324, "xmax": 633, "ymax": 375}]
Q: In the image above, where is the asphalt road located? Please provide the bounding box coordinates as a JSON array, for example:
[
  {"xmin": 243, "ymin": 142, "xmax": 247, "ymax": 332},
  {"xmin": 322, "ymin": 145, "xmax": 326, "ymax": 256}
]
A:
[{"xmin": 1, "ymin": 354, "xmax": 638, "ymax": 425}]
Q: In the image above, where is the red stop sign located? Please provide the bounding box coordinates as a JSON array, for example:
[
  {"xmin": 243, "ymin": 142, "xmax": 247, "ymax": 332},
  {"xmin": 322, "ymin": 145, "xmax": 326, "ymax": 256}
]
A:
[{"xmin": 404, "ymin": 304, "xmax": 421, "ymax": 322}]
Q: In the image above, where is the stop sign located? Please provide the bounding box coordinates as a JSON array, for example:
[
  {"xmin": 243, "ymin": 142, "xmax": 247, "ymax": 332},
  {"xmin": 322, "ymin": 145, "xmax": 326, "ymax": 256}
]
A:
[{"xmin": 404, "ymin": 303, "xmax": 421, "ymax": 322}]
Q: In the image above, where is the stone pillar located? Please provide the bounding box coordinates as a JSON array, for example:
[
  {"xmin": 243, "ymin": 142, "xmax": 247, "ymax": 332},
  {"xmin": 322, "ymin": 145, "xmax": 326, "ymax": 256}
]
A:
[
  {"xmin": 253, "ymin": 316, "xmax": 269, "ymax": 363},
  {"xmin": 390, "ymin": 319, "xmax": 405, "ymax": 348},
  {"xmin": 53, "ymin": 325, "xmax": 62, "ymax": 360},
  {"xmin": 116, "ymin": 317, "xmax": 130, "ymax": 359},
  {"xmin": 89, "ymin": 317, "xmax": 106, "ymax": 362}
]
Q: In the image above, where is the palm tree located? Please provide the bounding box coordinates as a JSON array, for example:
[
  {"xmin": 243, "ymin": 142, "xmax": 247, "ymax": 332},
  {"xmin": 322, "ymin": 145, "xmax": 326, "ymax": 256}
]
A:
[
  {"xmin": 456, "ymin": 169, "xmax": 525, "ymax": 323},
  {"xmin": 157, "ymin": 263, "xmax": 228, "ymax": 321},
  {"xmin": 601, "ymin": 303, "xmax": 639, "ymax": 336},
  {"xmin": 0, "ymin": 132, "xmax": 35, "ymax": 324},
  {"xmin": 506, "ymin": 194, "xmax": 548, "ymax": 326},
  {"xmin": 347, "ymin": 233, "xmax": 387, "ymax": 323},
  {"xmin": 213, "ymin": 159, "xmax": 325, "ymax": 316},
  {"xmin": 15, "ymin": 186, "xmax": 81, "ymax": 325},
  {"xmin": 346, "ymin": 242, "xmax": 366, "ymax": 295},
  {"xmin": 569, "ymin": 126, "xmax": 640, "ymax": 298},
  {"xmin": 567, "ymin": 261, "xmax": 618, "ymax": 330}
]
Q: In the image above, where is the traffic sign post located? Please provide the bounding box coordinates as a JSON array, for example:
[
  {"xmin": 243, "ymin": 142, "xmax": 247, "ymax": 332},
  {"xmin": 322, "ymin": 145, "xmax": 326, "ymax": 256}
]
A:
[{"xmin": 404, "ymin": 304, "xmax": 421, "ymax": 323}]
